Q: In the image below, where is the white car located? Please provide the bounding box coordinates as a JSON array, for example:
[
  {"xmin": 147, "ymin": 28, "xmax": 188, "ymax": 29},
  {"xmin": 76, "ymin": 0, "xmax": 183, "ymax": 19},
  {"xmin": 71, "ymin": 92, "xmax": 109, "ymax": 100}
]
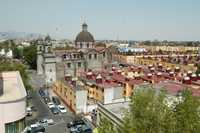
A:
[
  {"xmin": 38, "ymin": 118, "xmax": 54, "ymax": 127},
  {"xmin": 26, "ymin": 107, "xmax": 33, "ymax": 116},
  {"xmin": 47, "ymin": 102, "xmax": 55, "ymax": 108},
  {"xmin": 58, "ymin": 105, "xmax": 67, "ymax": 113}
]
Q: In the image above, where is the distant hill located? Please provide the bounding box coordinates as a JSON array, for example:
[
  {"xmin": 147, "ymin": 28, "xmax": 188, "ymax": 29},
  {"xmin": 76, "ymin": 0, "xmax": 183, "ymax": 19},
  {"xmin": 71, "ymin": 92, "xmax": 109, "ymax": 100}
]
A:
[{"xmin": 0, "ymin": 31, "xmax": 44, "ymax": 40}]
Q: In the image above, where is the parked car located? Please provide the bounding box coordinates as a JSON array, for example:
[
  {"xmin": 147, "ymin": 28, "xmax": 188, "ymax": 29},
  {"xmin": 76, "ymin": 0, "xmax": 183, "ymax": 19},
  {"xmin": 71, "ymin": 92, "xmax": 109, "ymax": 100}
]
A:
[
  {"xmin": 43, "ymin": 96, "xmax": 51, "ymax": 104},
  {"xmin": 26, "ymin": 107, "xmax": 33, "ymax": 116},
  {"xmin": 47, "ymin": 102, "xmax": 55, "ymax": 108},
  {"xmin": 50, "ymin": 107, "xmax": 60, "ymax": 115},
  {"xmin": 52, "ymin": 96, "xmax": 61, "ymax": 105},
  {"xmin": 38, "ymin": 118, "xmax": 54, "ymax": 127},
  {"xmin": 27, "ymin": 125, "xmax": 45, "ymax": 133},
  {"xmin": 58, "ymin": 105, "xmax": 67, "ymax": 113},
  {"xmin": 70, "ymin": 125, "xmax": 82, "ymax": 133},
  {"xmin": 67, "ymin": 120, "xmax": 84, "ymax": 128},
  {"xmin": 70, "ymin": 123, "xmax": 92, "ymax": 133},
  {"xmin": 80, "ymin": 124, "xmax": 92, "ymax": 133},
  {"xmin": 38, "ymin": 89, "xmax": 46, "ymax": 97}
]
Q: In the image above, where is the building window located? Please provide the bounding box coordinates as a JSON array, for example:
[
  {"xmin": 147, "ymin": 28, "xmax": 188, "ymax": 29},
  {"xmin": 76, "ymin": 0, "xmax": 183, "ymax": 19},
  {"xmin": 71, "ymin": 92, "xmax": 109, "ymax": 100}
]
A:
[
  {"xmin": 87, "ymin": 43, "xmax": 89, "ymax": 48},
  {"xmin": 78, "ymin": 62, "xmax": 81, "ymax": 67},
  {"xmin": 49, "ymin": 69, "xmax": 52, "ymax": 72},
  {"xmin": 94, "ymin": 54, "xmax": 97, "ymax": 59},
  {"xmin": 103, "ymin": 52, "xmax": 106, "ymax": 57},
  {"xmin": 5, "ymin": 118, "xmax": 25, "ymax": 133},
  {"xmin": 89, "ymin": 54, "xmax": 92, "ymax": 59},
  {"xmin": 80, "ymin": 43, "xmax": 83, "ymax": 48},
  {"xmin": 67, "ymin": 63, "xmax": 71, "ymax": 68},
  {"xmin": 47, "ymin": 47, "xmax": 51, "ymax": 53},
  {"xmin": 39, "ymin": 46, "xmax": 42, "ymax": 51}
]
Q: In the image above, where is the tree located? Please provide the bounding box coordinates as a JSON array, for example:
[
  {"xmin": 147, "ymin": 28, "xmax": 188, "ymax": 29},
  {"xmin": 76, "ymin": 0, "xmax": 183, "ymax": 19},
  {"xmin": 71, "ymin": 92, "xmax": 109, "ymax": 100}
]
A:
[
  {"xmin": 23, "ymin": 44, "xmax": 37, "ymax": 69},
  {"xmin": 0, "ymin": 60, "xmax": 32, "ymax": 90},
  {"xmin": 97, "ymin": 86, "xmax": 200, "ymax": 133},
  {"xmin": 174, "ymin": 89, "xmax": 200, "ymax": 133},
  {"xmin": 13, "ymin": 47, "xmax": 23, "ymax": 59},
  {"xmin": 122, "ymin": 88, "xmax": 176, "ymax": 133},
  {"xmin": 98, "ymin": 117, "xmax": 117, "ymax": 133}
]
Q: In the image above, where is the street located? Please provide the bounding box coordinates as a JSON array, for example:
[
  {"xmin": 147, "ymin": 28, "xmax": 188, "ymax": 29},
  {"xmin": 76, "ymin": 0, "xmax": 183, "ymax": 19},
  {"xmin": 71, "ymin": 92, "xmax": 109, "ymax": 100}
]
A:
[{"xmin": 26, "ymin": 70, "xmax": 75, "ymax": 133}]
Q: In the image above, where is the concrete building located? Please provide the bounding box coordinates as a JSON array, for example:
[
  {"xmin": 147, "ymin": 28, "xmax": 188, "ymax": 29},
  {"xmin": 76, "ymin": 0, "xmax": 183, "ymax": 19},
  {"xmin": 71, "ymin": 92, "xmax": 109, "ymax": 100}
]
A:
[
  {"xmin": 53, "ymin": 77, "xmax": 87, "ymax": 114},
  {"xmin": 37, "ymin": 23, "xmax": 110, "ymax": 85},
  {"xmin": 97, "ymin": 101, "xmax": 129, "ymax": 130},
  {"xmin": 37, "ymin": 36, "xmax": 57, "ymax": 85},
  {"xmin": 0, "ymin": 71, "xmax": 27, "ymax": 133},
  {"xmin": 80, "ymin": 71, "xmax": 124, "ymax": 104}
]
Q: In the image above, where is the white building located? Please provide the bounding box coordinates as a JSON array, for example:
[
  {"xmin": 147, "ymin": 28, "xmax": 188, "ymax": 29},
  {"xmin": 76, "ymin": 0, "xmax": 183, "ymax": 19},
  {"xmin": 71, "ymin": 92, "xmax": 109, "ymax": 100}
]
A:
[
  {"xmin": 0, "ymin": 71, "xmax": 27, "ymax": 133},
  {"xmin": 0, "ymin": 49, "xmax": 13, "ymax": 58}
]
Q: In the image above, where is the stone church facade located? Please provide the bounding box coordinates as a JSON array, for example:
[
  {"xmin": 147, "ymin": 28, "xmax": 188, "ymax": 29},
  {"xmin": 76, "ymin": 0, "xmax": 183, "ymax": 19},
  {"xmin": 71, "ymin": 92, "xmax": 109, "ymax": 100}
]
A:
[{"xmin": 37, "ymin": 23, "xmax": 111, "ymax": 85}]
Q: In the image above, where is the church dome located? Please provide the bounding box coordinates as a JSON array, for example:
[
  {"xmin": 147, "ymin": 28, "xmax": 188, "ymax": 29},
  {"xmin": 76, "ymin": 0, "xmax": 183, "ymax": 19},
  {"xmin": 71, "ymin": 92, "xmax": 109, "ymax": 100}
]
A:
[{"xmin": 75, "ymin": 23, "xmax": 94, "ymax": 43}]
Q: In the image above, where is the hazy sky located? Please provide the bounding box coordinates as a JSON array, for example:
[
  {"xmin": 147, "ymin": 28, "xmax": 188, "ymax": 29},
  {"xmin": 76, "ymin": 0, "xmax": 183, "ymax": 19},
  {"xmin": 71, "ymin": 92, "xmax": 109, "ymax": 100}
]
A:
[{"xmin": 0, "ymin": 0, "xmax": 200, "ymax": 41}]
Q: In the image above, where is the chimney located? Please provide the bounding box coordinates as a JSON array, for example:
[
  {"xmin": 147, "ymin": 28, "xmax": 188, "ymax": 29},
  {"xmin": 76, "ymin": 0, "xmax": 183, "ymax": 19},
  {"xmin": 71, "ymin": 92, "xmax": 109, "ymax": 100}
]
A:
[
  {"xmin": 182, "ymin": 77, "xmax": 191, "ymax": 84},
  {"xmin": 198, "ymin": 74, "xmax": 200, "ymax": 80},
  {"xmin": 158, "ymin": 63, "xmax": 163, "ymax": 70},
  {"xmin": 105, "ymin": 77, "xmax": 111, "ymax": 83},
  {"xmin": 175, "ymin": 66, "xmax": 180, "ymax": 73},
  {"xmin": 148, "ymin": 64, "xmax": 153, "ymax": 69},
  {"xmin": 65, "ymin": 74, "xmax": 71, "ymax": 81},
  {"xmin": 187, "ymin": 71, "xmax": 192, "ymax": 77},
  {"xmin": 71, "ymin": 77, "xmax": 77, "ymax": 86},
  {"xmin": 86, "ymin": 72, "xmax": 93, "ymax": 79},
  {"xmin": 147, "ymin": 73, "xmax": 152, "ymax": 79},
  {"xmin": 135, "ymin": 74, "xmax": 140, "ymax": 80},
  {"xmin": 150, "ymin": 67, "xmax": 155, "ymax": 73},
  {"xmin": 0, "ymin": 74, "xmax": 3, "ymax": 96},
  {"xmin": 138, "ymin": 66, "xmax": 142, "ymax": 72},
  {"xmin": 157, "ymin": 72, "xmax": 162, "ymax": 78},
  {"xmin": 117, "ymin": 70, "xmax": 122, "ymax": 75},
  {"xmin": 166, "ymin": 67, "xmax": 171, "ymax": 73},
  {"xmin": 169, "ymin": 71, "xmax": 174, "ymax": 77},
  {"xmin": 96, "ymin": 74, "xmax": 103, "ymax": 84},
  {"xmin": 112, "ymin": 66, "xmax": 116, "ymax": 71},
  {"xmin": 191, "ymin": 73, "xmax": 197, "ymax": 81}
]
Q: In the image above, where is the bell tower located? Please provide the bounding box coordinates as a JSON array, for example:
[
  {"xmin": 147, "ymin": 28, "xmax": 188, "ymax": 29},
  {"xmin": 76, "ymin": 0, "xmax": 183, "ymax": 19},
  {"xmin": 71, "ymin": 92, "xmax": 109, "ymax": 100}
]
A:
[{"xmin": 37, "ymin": 38, "xmax": 44, "ymax": 75}]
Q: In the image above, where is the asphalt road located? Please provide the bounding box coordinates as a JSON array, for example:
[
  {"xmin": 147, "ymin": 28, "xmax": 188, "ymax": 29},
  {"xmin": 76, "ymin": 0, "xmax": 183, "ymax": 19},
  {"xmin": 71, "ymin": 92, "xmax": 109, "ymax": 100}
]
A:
[{"xmin": 26, "ymin": 70, "xmax": 75, "ymax": 133}]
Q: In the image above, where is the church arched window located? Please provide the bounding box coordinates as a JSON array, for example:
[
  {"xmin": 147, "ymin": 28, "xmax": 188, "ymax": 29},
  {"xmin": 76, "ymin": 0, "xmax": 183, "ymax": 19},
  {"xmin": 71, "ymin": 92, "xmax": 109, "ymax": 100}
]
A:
[
  {"xmin": 47, "ymin": 47, "xmax": 51, "ymax": 53},
  {"xmin": 80, "ymin": 43, "xmax": 83, "ymax": 48},
  {"xmin": 39, "ymin": 46, "xmax": 42, "ymax": 51}
]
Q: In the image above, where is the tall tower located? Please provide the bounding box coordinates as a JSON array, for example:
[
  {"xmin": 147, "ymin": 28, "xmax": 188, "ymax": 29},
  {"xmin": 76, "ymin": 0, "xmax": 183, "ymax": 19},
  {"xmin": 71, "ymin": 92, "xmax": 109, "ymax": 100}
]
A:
[
  {"xmin": 43, "ymin": 36, "xmax": 57, "ymax": 86},
  {"xmin": 37, "ymin": 39, "xmax": 44, "ymax": 75}
]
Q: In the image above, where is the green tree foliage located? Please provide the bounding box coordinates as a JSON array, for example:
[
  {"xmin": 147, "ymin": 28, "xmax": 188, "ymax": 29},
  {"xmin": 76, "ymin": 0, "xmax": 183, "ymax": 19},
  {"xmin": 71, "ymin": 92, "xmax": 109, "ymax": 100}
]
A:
[
  {"xmin": 175, "ymin": 90, "xmax": 200, "ymax": 133},
  {"xmin": 122, "ymin": 88, "xmax": 200, "ymax": 133},
  {"xmin": 23, "ymin": 44, "xmax": 37, "ymax": 69},
  {"xmin": 98, "ymin": 117, "xmax": 117, "ymax": 133},
  {"xmin": 123, "ymin": 88, "xmax": 176, "ymax": 133},
  {"xmin": 13, "ymin": 47, "xmax": 23, "ymax": 59},
  {"xmin": 98, "ymin": 87, "xmax": 200, "ymax": 133},
  {"xmin": 0, "ymin": 60, "xmax": 32, "ymax": 90}
]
